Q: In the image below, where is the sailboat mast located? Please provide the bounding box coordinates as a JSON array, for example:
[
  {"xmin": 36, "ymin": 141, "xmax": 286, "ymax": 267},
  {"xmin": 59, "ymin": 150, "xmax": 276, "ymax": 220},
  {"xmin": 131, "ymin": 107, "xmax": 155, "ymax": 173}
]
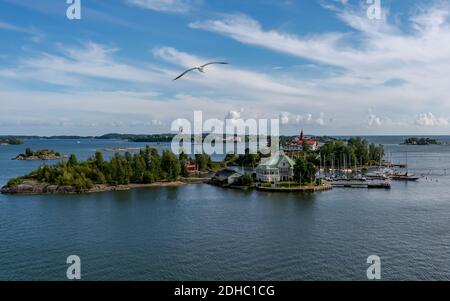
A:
[{"xmin": 406, "ymin": 151, "xmax": 408, "ymax": 174}]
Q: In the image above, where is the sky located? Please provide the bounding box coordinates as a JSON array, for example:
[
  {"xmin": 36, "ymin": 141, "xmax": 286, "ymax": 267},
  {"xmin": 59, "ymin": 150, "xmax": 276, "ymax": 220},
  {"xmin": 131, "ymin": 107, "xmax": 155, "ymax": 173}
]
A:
[{"xmin": 1, "ymin": 0, "xmax": 450, "ymax": 136}]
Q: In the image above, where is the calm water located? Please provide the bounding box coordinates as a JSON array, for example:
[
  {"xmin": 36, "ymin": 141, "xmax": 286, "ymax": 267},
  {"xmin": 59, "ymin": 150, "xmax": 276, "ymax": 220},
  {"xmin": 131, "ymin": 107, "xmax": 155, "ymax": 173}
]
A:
[{"xmin": 1, "ymin": 138, "xmax": 450, "ymax": 280}]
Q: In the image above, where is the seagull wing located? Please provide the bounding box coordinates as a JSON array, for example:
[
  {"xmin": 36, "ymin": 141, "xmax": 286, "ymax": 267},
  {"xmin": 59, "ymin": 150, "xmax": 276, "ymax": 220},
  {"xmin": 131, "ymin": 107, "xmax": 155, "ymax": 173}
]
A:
[
  {"xmin": 200, "ymin": 62, "xmax": 229, "ymax": 68},
  {"xmin": 173, "ymin": 67, "xmax": 198, "ymax": 81}
]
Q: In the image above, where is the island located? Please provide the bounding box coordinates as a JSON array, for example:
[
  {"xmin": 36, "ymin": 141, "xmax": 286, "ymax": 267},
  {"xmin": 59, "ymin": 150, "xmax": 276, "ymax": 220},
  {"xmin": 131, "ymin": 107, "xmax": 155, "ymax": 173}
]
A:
[
  {"xmin": 13, "ymin": 148, "xmax": 64, "ymax": 161},
  {"xmin": 2, "ymin": 135, "xmax": 388, "ymax": 195},
  {"xmin": 2, "ymin": 147, "xmax": 219, "ymax": 194},
  {"xmin": 402, "ymin": 137, "xmax": 441, "ymax": 145},
  {"xmin": 0, "ymin": 137, "xmax": 23, "ymax": 145}
]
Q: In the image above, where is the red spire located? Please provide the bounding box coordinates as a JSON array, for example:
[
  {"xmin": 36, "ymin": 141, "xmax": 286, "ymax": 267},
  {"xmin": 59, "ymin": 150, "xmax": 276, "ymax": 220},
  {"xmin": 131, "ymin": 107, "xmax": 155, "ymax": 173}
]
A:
[{"xmin": 299, "ymin": 129, "xmax": 304, "ymax": 141}]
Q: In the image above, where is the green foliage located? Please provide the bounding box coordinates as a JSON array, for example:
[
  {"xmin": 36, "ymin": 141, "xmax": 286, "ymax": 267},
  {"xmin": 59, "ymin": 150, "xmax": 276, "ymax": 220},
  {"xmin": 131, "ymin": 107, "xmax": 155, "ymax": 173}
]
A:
[
  {"xmin": 25, "ymin": 148, "xmax": 33, "ymax": 157},
  {"xmin": 302, "ymin": 140, "xmax": 309, "ymax": 152},
  {"xmin": 161, "ymin": 150, "xmax": 181, "ymax": 180},
  {"xmin": 68, "ymin": 154, "xmax": 78, "ymax": 165},
  {"xmin": 8, "ymin": 147, "xmax": 200, "ymax": 191},
  {"xmin": 319, "ymin": 138, "xmax": 384, "ymax": 168},
  {"xmin": 7, "ymin": 178, "xmax": 23, "ymax": 187},
  {"xmin": 293, "ymin": 157, "xmax": 317, "ymax": 184},
  {"xmin": 224, "ymin": 153, "xmax": 237, "ymax": 163},
  {"xmin": 232, "ymin": 148, "xmax": 269, "ymax": 168},
  {"xmin": 369, "ymin": 143, "xmax": 384, "ymax": 163},
  {"xmin": 179, "ymin": 159, "xmax": 190, "ymax": 178},
  {"xmin": 208, "ymin": 161, "xmax": 226, "ymax": 172},
  {"xmin": 94, "ymin": 151, "xmax": 104, "ymax": 167},
  {"xmin": 0, "ymin": 137, "xmax": 23, "ymax": 145},
  {"xmin": 403, "ymin": 137, "xmax": 439, "ymax": 145},
  {"xmin": 178, "ymin": 151, "xmax": 190, "ymax": 177},
  {"xmin": 195, "ymin": 153, "xmax": 210, "ymax": 172},
  {"xmin": 18, "ymin": 148, "xmax": 62, "ymax": 159},
  {"xmin": 234, "ymin": 173, "xmax": 254, "ymax": 186}
]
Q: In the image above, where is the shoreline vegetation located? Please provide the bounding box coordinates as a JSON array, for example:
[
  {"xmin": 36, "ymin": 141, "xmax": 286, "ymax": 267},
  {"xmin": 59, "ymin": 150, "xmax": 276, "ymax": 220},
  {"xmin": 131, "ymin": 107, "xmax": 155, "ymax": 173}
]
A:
[
  {"xmin": 0, "ymin": 178, "xmax": 209, "ymax": 195},
  {"xmin": 1, "ymin": 136, "xmax": 386, "ymax": 195},
  {"xmin": 0, "ymin": 137, "xmax": 23, "ymax": 145},
  {"xmin": 13, "ymin": 148, "xmax": 64, "ymax": 161},
  {"xmin": 402, "ymin": 137, "xmax": 444, "ymax": 145},
  {"xmin": 2, "ymin": 147, "xmax": 220, "ymax": 195},
  {"xmin": 0, "ymin": 133, "xmax": 335, "ymax": 144}
]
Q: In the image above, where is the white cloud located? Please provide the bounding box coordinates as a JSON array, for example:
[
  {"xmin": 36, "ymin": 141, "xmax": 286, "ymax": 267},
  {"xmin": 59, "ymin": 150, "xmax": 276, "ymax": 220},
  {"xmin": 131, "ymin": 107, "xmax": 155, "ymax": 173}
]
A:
[
  {"xmin": 153, "ymin": 46, "xmax": 312, "ymax": 99},
  {"xmin": 368, "ymin": 114, "xmax": 382, "ymax": 126},
  {"xmin": 150, "ymin": 119, "xmax": 165, "ymax": 126},
  {"xmin": 367, "ymin": 109, "xmax": 384, "ymax": 126},
  {"xmin": 0, "ymin": 20, "xmax": 44, "ymax": 43},
  {"xmin": 280, "ymin": 112, "xmax": 290, "ymax": 125},
  {"xmin": 187, "ymin": 3, "xmax": 450, "ymax": 133},
  {"xmin": 280, "ymin": 112, "xmax": 327, "ymax": 126},
  {"xmin": 315, "ymin": 113, "xmax": 327, "ymax": 126},
  {"xmin": 414, "ymin": 113, "xmax": 449, "ymax": 126},
  {"xmin": 126, "ymin": 0, "xmax": 193, "ymax": 13},
  {"xmin": 226, "ymin": 109, "xmax": 243, "ymax": 120},
  {"xmin": 0, "ymin": 42, "xmax": 168, "ymax": 86},
  {"xmin": 189, "ymin": 14, "xmax": 347, "ymax": 68},
  {"xmin": 4, "ymin": 2, "xmax": 450, "ymax": 135}
]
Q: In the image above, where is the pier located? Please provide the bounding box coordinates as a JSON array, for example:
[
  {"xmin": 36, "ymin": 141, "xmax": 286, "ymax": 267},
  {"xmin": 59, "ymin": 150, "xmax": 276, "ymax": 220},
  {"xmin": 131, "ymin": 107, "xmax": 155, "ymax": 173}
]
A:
[
  {"xmin": 256, "ymin": 184, "xmax": 332, "ymax": 193},
  {"xmin": 328, "ymin": 179, "xmax": 391, "ymax": 189}
]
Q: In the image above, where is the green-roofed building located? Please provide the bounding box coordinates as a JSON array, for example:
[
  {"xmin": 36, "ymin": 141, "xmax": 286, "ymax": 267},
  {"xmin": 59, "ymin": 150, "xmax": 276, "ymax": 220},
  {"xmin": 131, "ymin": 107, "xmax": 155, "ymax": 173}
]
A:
[{"xmin": 256, "ymin": 152, "xmax": 296, "ymax": 182}]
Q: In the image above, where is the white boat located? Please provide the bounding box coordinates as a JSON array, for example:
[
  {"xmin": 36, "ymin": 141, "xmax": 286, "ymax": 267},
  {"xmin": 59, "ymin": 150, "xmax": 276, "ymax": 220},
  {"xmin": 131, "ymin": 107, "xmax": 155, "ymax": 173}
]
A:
[
  {"xmin": 365, "ymin": 168, "xmax": 394, "ymax": 179},
  {"xmin": 329, "ymin": 177, "xmax": 391, "ymax": 189}
]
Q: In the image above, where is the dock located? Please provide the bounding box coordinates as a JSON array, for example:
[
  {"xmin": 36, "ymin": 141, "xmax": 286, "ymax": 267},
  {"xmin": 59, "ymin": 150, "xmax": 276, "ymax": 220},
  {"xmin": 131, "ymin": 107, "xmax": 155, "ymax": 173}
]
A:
[
  {"xmin": 329, "ymin": 179, "xmax": 391, "ymax": 189},
  {"xmin": 256, "ymin": 184, "xmax": 332, "ymax": 193}
]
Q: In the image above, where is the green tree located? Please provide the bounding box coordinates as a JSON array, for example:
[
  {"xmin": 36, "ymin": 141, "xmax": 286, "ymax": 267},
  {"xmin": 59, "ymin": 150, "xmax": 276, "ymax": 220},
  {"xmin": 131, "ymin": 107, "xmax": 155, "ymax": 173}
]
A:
[
  {"xmin": 302, "ymin": 140, "xmax": 309, "ymax": 152},
  {"xmin": 195, "ymin": 153, "xmax": 209, "ymax": 171},
  {"xmin": 161, "ymin": 150, "xmax": 181, "ymax": 180},
  {"xmin": 369, "ymin": 143, "xmax": 384, "ymax": 163},
  {"xmin": 179, "ymin": 151, "xmax": 189, "ymax": 162},
  {"xmin": 224, "ymin": 153, "xmax": 236, "ymax": 163},
  {"xmin": 179, "ymin": 151, "xmax": 190, "ymax": 177},
  {"xmin": 235, "ymin": 173, "xmax": 254, "ymax": 186},
  {"xmin": 131, "ymin": 153, "xmax": 146, "ymax": 183},
  {"xmin": 68, "ymin": 154, "xmax": 78, "ymax": 166},
  {"xmin": 25, "ymin": 148, "xmax": 33, "ymax": 157},
  {"xmin": 94, "ymin": 151, "xmax": 104, "ymax": 168},
  {"xmin": 147, "ymin": 147, "xmax": 161, "ymax": 181},
  {"xmin": 293, "ymin": 158, "xmax": 307, "ymax": 184},
  {"xmin": 293, "ymin": 158, "xmax": 317, "ymax": 185}
]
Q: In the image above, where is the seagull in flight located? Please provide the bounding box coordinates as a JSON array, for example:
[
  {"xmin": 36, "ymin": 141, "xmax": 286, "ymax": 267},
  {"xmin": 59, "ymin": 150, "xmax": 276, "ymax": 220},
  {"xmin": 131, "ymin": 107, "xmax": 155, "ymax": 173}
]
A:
[{"xmin": 173, "ymin": 62, "xmax": 228, "ymax": 81}]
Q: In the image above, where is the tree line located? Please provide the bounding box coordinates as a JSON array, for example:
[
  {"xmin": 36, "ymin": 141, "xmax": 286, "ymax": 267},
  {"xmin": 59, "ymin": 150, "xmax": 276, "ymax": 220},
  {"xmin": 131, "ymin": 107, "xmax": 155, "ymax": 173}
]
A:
[
  {"xmin": 319, "ymin": 137, "xmax": 385, "ymax": 169},
  {"xmin": 8, "ymin": 147, "xmax": 215, "ymax": 190}
]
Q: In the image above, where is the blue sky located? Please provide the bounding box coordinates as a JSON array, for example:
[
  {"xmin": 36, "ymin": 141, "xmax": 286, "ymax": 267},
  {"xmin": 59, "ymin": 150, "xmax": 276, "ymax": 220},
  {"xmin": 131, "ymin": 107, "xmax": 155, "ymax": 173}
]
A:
[{"xmin": 1, "ymin": 0, "xmax": 450, "ymax": 135}]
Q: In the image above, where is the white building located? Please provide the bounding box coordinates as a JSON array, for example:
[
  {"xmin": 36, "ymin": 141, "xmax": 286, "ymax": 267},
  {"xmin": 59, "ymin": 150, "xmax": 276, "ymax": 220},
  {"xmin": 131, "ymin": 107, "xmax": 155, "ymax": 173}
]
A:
[{"xmin": 256, "ymin": 152, "xmax": 296, "ymax": 182}]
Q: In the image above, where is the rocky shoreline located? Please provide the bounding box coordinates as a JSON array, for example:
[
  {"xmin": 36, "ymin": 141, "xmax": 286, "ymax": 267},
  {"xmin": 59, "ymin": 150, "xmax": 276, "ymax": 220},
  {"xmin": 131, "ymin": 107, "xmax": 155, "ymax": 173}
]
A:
[
  {"xmin": 1, "ymin": 178, "xmax": 209, "ymax": 195},
  {"xmin": 13, "ymin": 148, "xmax": 64, "ymax": 161},
  {"xmin": 13, "ymin": 154, "xmax": 64, "ymax": 161}
]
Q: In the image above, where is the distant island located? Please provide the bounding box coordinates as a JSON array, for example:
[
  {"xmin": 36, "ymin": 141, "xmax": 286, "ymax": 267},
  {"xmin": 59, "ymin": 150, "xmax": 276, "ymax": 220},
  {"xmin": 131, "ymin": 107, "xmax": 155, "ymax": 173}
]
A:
[
  {"xmin": 402, "ymin": 137, "xmax": 442, "ymax": 145},
  {"xmin": 13, "ymin": 148, "xmax": 64, "ymax": 161},
  {"xmin": 2, "ymin": 147, "xmax": 222, "ymax": 194},
  {"xmin": 0, "ymin": 133, "xmax": 336, "ymax": 144},
  {"xmin": 0, "ymin": 137, "xmax": 23, "ymax": 145}
]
